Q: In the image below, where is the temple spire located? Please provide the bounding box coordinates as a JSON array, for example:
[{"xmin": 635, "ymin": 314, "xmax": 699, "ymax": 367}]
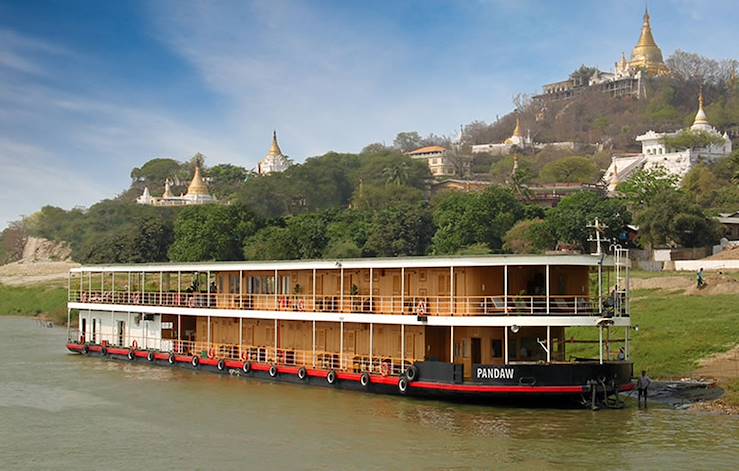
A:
[
  {"xmin": 692, "ymin": 87, "xmax": 711, "ymax": 130},
  {"xmin": 268, "ymin": 130, "xmax": 283, "ymax": 157}
]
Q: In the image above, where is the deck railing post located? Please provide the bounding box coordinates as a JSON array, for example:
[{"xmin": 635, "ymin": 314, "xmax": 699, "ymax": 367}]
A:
[
  {"xmin": 127, "ymin": 272, "xmax": 131, "ymax": 303},
  {"xmin": 504, "ymin": 265, "xmax": 508, "ymax": 314},
  {"xmin": 79, "ymin": 271, "xmax": 83, "ymax": 300},
  {"xmin": 369, "ymin": 268, "xmax": 373, "ymax": 313},
  {"xmin": 400, "ymin": 323, "xmax": 405, "ymax": 372},
  {"xmin": 339, "ymin": 320, "xmax": 344, "ymax": 369},
  {"xmin": 177, "ymin": 314, "xmax": 181, "ymax": 353},
  {"xmin": 207, "ymin": 271, "xmax": 211, "ymax": 308},
  {"xmin": 274, "ymin": 269, "xmax": 278, "ymax": 311},
  {"xmin": 545, "ymin": 265, "xmax": 550, "ymax": 315},
  {"xmin": 312, "ymin": 269, "xmax": 316, "ymax": 312},
  {"xmin": 207, "ymin": 315, "xmax": 211, "ymax": 349},
  {"xmin": 400, "ymin": 267, "xmax": 405, "ymax": 314},
  {"xmin": 239, "ymin": 270, "xmax": 243, "ymax": 309},
  {"xmin": 450, "ymin": 325, "xmax": 454, "ymax": 363},
  {"xmin": 546, "ymin": 325, "xmax": 551, "ymax": 363},
  {"xmin": 159, "ymin": 271, "xmax": 163, "ymax": 304},
  {"xmin": 598, "ymin": 326, "xmax": 603, "ymax": 365},
  {"xmin": 450, "ymin": 266, "xmax": 454, "ymax": 315},
  {"xmin": 239, "ymin": 317, "xmax": 243, "ymax": 359},
  {"xmin": 369, "ymin": 323, "xmax": 373, "ymax": 371},
  {"xmin": 274, "ymin": 319, "xmax": 278, "ymax": 363},
  {"xmin": 339, "ymin": 266, "xmax": 344, "ymax": 312},
  {"xmin": 312, "ymin": 320, "xmax": 316, "ymax": 368},
  {"xmin": 504, "ymin": 326, "xmax": 509, "ymax": 365},
  {"xmin": 112, "ymin": 272, "xmax": 115, "ymax": 303}
]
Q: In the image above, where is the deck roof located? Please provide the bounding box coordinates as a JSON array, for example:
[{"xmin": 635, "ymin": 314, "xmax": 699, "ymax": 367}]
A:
[{"xmin": 70, "ymin": 253, "xmax": 615, "ymax": 273}]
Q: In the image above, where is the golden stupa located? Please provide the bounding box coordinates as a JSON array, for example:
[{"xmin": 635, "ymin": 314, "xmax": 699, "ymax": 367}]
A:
[
  {"xmin": 186, "ymin": 165, "xmax": 210, "ymax": 197},
  {"xmin": 268, "ymin": 130, "xmax": 283, "ymax": 157},
  {"xmin": 629, "ymin": 8, "xmax": 669, "ymax": 76},
  {"xmin": 504, "ymin": 118, "xmax": 523, "ymax": 145}
]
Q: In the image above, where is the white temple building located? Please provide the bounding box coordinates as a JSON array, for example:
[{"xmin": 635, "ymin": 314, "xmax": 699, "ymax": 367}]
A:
[
  {"xmin": 605, "ymin": 93, "xmax": 732, "ymax": 191},
  {"xmin": 137, "ymin": 164, "xmax": 216, "ymax": 206},
  {"xmin": 471, "ymin": 118, "xmax": 580, "ymax": 156},
  {"xmin": 257, "ymin": 131, "xmax": 290, "ymax": 175}
]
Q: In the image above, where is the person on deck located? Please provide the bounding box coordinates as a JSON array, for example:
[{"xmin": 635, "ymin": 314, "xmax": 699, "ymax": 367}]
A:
[
  {"xmin": 637, "ymin": 370, "xmax": 651, "ymax": 408},
  {"xmin": 696, "ymin": 268, "xmax": 705, "ymax": 289}
]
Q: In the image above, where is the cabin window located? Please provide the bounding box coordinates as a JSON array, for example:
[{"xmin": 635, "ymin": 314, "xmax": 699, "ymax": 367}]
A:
[
  {"xmin": 229, "ymin": 274, "xmax": 239, "ymax": 294},
  {"xmin": 491, "ymin": 339, "xmax": 503, "ymax": 359}
]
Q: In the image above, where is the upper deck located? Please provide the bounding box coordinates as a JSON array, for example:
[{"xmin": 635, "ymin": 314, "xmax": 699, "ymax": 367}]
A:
[{"xmin": 67, "ymin": 254, "xmax": 629, "ymax": 319}]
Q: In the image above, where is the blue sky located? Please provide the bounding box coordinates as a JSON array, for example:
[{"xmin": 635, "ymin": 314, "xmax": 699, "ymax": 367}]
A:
[{"xmin": 1, "ymin": 0, "xmax": 737, "ymax": 228}]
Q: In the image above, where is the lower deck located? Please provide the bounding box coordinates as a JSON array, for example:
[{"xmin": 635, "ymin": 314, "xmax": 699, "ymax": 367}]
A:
[{"xmin": 75, "ymin": 310, "xmax": 629, "ymax": 381}]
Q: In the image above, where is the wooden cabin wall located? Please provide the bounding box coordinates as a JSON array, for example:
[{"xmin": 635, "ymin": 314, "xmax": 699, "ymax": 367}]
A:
[{"xmin": 452, "ymin": 327, "xmax": 505, "ymax": 376}]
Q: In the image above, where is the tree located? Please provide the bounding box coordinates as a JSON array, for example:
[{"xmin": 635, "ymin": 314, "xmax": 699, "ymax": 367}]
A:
[
  {"xmin": 207, "ymin": 164, "xmax": 249, "ymax": 199},
  {"xmin": 169, "ymin": 205, "xmax": 259, "ymax": 261},
  {"xmin": 393, "ymin": 132, "xmax": 423, "ymax": 153},
  {"xmin": 351, "ymin": 184, "xmax": 424, "ymax": 211},
  {"xmin": 666, "ymin": 50, "xmax": 738, "ymax": 86},
  {"xmin": 636, "ymin": 189, "xmax": 720, "ymax": 248},
  {"xmin": 431, "ymin": 187, "xmax": 523, "ymax": 254},
  {"xmin": 546, "ymin": 191, "xmax": 630, "ymax": 251},
  {"xmin": 0, "ymin": 221, "xmax": 28, "ymax": 264},
  {"xmin": 360, "ymin": 143, "xmax": 391, "ymax": 155},
  {"xmin": 383, "ymin": 162, "xmax": 410, "ymax": 186},
  {"xmin": 243, "ymin": 226, "xmax": 296, "ymax": 260},
  {"xmin": 356, "ymin": 152, "xmax": 430, "ymax": 190},
  {"xmin": 502, "ymin": 219, "xmax": 556, "ymax": 254},
  {"xmin": 539, "ymin": 156, "xmax": 600, "ymax": 183},
  {"xmin": 617, "ymin": 166, "xmax": 679, "ymax": 208},
  {"xmin": 363, "ymin": 205, "xmax": 434, "ymax": 257},
  {"xmin": 661, "ymin": 129, "xmax": 727, "ymax": 151}
]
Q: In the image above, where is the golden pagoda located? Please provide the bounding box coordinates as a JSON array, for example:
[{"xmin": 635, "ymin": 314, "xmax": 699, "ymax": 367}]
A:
[
  {"xmin": 186, "ymin": 165, "xmax": 210, "ymax": 197},
  {"xmin": 504, "ymin": 118, "xmax": 525, "ymax": 145},
  {"xmin": 268, "ymin": 130, "xmax": 283, "ymax": 157},
  {"xmin": 629, "ymin": 7, "xmax": 669, "ymax": 76},
  {"xmin": 258, "ymin": 130, "xmax": 290, "ymax": 175}
]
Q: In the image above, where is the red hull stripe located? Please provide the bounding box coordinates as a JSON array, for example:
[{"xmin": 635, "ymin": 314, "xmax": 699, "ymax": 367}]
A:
[
  {"xmin": 176, "ymin": 356, "xmax": 193, "ymax": 364},
  {"xmin": 409, "ymin": 382, "xmax": 585, "ymax": 394},
  {"xmin": 108, "ymin": 348, "xmax": 129, "ymax": 356},
  {"xmin": 199, "ymin": 358, "xmax": 219, "ymax": 367},
  {"xmin": 67, "ymin": 344, "xmax": 83, "ymax": 352}
]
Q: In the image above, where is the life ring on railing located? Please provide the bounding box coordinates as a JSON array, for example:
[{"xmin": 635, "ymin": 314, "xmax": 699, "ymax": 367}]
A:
[
  {"xmin": 240, "ymin": 350, "xmax": 248, "ymax": 362},
  {"xmin": 207, "ymin": 348, "xmax": 216, "ymax": 359},
  {"xmin": 416, "ymin": 300, "xmax": 427, "ymax": 316},
  {"xmin": 297, "ymin": 299, "xmax": 306, "ymax": 311},
  {"xmin": 131, "ymin": 340, "xmax": 138, "ymax": 351},
  {"xmin": 175, "ymin": 294, "xmax": 181, "ymax": 306},
  {"xmin": 380, "ymin": 361, "xmax": 390, "ymax": 377},
  {"xmin": 279, "ymin": 297, "xmax": 288, "ymax": 310},
  {"xmin": 297, "ymin": 366, "xmax": 307, "ymax": 380}
]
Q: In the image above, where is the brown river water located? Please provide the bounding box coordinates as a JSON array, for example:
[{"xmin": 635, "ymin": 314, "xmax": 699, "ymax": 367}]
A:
[{"xmin": 1, "ymin": 317, "xmax": 737, "ymax": 470}]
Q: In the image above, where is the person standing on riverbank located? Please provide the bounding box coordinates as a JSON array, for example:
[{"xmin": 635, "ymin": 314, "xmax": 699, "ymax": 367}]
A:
[{"xmin": 637, "ymin": 370, "xmax": 652, "ymax": 408}]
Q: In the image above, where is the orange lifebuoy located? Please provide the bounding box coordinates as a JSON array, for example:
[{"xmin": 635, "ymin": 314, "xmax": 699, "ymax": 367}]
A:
[
  {"xmin": 381, "ymin": 361, "xmax": 390, "ymax": 377},
  {"xmin": 208, "ymin": 348, "xmax": 216, "ymax": 359},
  {"xmin": 240, "ymin": 350, "xmax": 248, "ymax": 361},
  {"xmin": 297, "ymin": 299, "xmax": 306, "ymax": 311},
  {"xmin": 131, "ymin": 339, "xmax": 138, "ymax": 350}
]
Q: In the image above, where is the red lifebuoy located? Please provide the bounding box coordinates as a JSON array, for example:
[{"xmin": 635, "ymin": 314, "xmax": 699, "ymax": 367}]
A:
[
  {"xmin": 208, "ymin": 348, "xmax": 216, "ymax": 359},
  {"xmin": 381, "ymin": 361, "xmax": 390, "ymax": 377},
  {"xmin": 131, "ymin": 339, "xmax": 138, "ymax": 350},
  {"xmin": 417, "ymin": 300, "xmax": 427, "ymax": 316},
  {"xmin": 240, "ymin": 350, "xmax": 248, "ymax": 361},
  {"xmin": 297, "ymin": 299, "xmax": 306, "ymax": 311},
  {"xmin": 279, "ymin": 297, "xmax": 288, "ymax": 310}
]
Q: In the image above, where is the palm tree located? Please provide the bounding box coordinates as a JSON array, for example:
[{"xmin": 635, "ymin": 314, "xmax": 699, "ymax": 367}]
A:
[{"xmin": 383, "ymin": 162, "xmax": 410, "ymax": 186}]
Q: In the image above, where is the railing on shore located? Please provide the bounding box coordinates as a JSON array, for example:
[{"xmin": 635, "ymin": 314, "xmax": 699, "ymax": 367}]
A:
[
  {"xmin": 68, "ymin": 290, "xmax": 618, "ymax": 316},
  {"xmin": 70, "ymin": 334, "xmax": 417, "ymax": 376}
]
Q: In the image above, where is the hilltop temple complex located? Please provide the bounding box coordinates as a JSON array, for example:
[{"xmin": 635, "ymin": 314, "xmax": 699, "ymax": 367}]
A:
[
  {"xmin": 136, "ymin": 164, "xmax": 217, "ymax": 207},
  {"xmin": 604, "ymin": 92, "xmax": 733, "ymax": 191},
  {"xmin": 534, "ymin": 7, "xmax": 669, "ymax": 101},
  {"xmin": 471, "ymin": 118, "xmax": 581, "ymax": 156},
  {"xmin": 257, "ymin": 131, "xmax": 290, "ymax": 175}
]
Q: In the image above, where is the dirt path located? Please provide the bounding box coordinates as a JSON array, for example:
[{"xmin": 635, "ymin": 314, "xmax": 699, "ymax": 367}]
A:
[{"xmin": 630, "ymin": 273, "xmax": 739, "ymax": 296}]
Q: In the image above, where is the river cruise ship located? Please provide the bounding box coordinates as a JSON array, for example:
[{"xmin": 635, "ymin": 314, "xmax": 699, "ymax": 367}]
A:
[{"xmin": 66, "ymin": 252, "xmax": 633, "ymax": 405}]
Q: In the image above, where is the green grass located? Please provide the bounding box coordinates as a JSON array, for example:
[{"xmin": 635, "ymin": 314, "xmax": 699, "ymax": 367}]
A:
[
  {"xmin": 725, "ymin": 379, "xmax": 739, "ymax": 407},
  {"xmin": 0, "ymin": 283, "xmax": 68, "ymax": 325},
  {"xmin": 568, "ymin": 289, "xmax": 739, "ymax": 378}
]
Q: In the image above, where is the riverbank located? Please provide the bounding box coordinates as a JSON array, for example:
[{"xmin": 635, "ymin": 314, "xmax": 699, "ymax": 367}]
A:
[{"xmin": 0, "ymin": 283, "xmax": 68, "ymax": 325}]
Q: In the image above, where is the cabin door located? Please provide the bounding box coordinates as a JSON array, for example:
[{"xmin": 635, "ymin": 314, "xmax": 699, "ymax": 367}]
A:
[
  {"xmin": 91, "ymin": 318, "xmax": 97, "ymax": 343},
  {"xmin": 81, "ymin": 318, "xmax": 87, "ymax": 342},
  {"xmin": 471, "ymin": 337, "xmax": 482, "ymax": 365}
]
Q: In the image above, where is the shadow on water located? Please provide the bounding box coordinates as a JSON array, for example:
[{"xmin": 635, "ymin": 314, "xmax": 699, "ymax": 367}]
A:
[{"xmin": 1, "ymin": 317, "xmax": 737, "ymax": 471}]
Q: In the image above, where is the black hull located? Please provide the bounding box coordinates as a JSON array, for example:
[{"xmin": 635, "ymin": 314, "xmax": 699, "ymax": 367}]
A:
[{"xmin": 67, "ymin": 344, "xmax": 634, "ymax": 407}]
